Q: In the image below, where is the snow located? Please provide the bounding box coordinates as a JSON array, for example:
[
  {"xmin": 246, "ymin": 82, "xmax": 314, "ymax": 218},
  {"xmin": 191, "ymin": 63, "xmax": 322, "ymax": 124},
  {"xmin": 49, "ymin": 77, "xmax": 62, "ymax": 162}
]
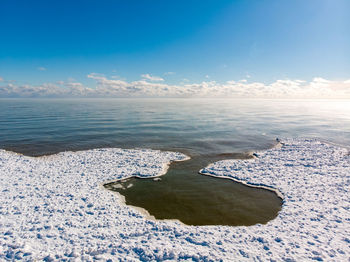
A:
[{"xmin": 0, "ymin": 139, "xmax": 349, "ymax": 261}]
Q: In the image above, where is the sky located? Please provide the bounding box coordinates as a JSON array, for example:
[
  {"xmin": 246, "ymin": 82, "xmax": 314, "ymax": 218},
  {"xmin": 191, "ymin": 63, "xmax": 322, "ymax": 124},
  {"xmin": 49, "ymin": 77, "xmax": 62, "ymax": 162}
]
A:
[{"xmin": 0, "ymin": 0, "xmax": 349, "ymax": 98}]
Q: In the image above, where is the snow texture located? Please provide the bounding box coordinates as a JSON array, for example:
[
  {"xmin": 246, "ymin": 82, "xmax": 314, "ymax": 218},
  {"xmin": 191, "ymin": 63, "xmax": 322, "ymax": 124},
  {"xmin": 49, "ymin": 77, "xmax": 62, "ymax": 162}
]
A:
[{"xmin": 0, "ymin": 139, "xmax": 349, "ymax": 261}]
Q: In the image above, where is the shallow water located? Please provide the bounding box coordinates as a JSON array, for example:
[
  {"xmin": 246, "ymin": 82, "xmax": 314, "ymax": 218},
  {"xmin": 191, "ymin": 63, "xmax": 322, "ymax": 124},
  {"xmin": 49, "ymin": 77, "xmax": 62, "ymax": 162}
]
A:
[
  {"xmin": 105, "ymin": 152, "xmax": 283, "ymax": 226},
  {"xmin": 1, "ymin": 98, "xmax": 349, "ymax": 225}
]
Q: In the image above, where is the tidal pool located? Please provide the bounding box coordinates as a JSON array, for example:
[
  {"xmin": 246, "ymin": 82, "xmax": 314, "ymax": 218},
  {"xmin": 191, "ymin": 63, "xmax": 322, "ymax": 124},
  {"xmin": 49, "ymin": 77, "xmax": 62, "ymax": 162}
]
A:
[{"xmin": 105, "ymin": 152, "xmax": 283, "ymax": 226}]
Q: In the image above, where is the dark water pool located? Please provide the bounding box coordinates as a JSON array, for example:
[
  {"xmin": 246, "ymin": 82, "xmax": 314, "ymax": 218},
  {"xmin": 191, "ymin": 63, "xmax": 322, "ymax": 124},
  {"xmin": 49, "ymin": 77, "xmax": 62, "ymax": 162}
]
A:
[{"xmin": 105, "ymin": 151, "xmax": 283, "ymax": 226}]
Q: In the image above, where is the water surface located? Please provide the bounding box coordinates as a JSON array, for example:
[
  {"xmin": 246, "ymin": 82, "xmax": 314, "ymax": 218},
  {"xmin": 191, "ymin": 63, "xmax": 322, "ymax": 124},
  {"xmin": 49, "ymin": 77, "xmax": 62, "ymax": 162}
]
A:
[
  {"xmin": 1, "ymin": 98, "xmax": 349, "ymax": 225},
  {"xmin": 2, "ymin": 99, "xmax": 349, "ymax": 156},
  {"xmin": 105, "ymin": 152, "xmax": 283, "ymax": 226}
]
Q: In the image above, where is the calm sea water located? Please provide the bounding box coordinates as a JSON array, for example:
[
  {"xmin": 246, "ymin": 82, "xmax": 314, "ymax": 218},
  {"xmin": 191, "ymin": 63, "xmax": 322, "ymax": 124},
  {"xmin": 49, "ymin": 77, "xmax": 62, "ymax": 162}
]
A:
[
  {"xmin": 1, "ymin": 98, "xmax": 349, "ymax": 226},
  {"xmin": 1, "ymin": 98, "xmax": 349, "ymax": 156}
]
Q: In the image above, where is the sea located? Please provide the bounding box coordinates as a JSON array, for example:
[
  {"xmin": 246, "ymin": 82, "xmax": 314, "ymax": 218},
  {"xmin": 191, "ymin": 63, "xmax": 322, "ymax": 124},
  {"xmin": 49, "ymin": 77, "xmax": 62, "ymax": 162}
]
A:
[{"xmin": 1, "ymin": 98, "xmax": 349, "ymax": 156}]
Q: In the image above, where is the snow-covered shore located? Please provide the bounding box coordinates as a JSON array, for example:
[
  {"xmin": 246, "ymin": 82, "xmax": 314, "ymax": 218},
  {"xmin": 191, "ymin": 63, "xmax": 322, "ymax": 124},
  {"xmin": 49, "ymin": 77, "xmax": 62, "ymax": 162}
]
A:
[{"xmin": 0, "ymin": 139, "xmax": 349, "ymax": 261}]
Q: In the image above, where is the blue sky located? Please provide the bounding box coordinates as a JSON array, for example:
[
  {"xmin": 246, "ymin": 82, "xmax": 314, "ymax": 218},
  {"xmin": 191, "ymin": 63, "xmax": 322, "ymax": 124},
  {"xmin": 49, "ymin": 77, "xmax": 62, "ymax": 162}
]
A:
[{"xmin": 0, "ymin": 0, "xmax": 349, "ymax": 97}]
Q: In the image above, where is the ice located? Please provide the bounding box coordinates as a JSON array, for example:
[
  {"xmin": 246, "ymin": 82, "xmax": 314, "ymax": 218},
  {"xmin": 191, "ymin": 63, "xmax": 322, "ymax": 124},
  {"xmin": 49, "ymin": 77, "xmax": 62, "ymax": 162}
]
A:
[{"xmin": 0, "ymin": 139, "xmax": 349, "ymax": 261}]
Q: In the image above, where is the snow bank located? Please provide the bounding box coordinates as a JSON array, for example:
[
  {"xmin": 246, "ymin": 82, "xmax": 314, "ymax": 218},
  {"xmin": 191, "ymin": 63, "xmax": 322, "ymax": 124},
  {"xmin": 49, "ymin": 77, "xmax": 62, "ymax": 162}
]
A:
[{"xmin": 0, "ymin": 139, "xmax": 349, "ymax": 261}]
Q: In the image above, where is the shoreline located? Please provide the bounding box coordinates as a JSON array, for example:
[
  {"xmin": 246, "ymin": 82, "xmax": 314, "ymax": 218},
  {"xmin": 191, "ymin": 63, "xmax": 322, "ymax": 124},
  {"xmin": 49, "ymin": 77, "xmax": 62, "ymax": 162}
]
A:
[
  {"xmin": 104, "ymin": 141, "xmax": 283, "ymax": 226},
  {"xmin": 0, "ymin": 138, "xmax": 349, "ymax": 260}
]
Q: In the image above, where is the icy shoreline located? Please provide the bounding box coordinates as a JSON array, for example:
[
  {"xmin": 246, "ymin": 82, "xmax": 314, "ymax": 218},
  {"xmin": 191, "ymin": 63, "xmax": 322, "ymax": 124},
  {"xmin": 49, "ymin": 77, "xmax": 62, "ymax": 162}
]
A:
[{"xmin": 1, "ymin": 139, "xmax": 349, "ymax": 261}]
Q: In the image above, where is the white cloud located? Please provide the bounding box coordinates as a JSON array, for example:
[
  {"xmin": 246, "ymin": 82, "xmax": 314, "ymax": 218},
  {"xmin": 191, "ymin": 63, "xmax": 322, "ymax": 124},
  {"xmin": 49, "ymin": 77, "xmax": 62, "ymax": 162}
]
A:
[
  {"xmin": 0, "ymin": 77, "xmax": 3, "ymax": 82},
  {"xmin": 141, "ymin": 74, "xmax": 164, "ymax": 82},
  {"xmin": 0, "ymin": 79, "xmax": 94, "ymax": 97},
  {"xmin": 1, "ymin": 74, "xmax": 350, "ymax": 98},
  {"xmin": 38, "ymin": 67, "xmax": 47, "ymax": 71},
  {"xmin": 164, "ymin": 72, "xmax": 175, "ymax": 76}
]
